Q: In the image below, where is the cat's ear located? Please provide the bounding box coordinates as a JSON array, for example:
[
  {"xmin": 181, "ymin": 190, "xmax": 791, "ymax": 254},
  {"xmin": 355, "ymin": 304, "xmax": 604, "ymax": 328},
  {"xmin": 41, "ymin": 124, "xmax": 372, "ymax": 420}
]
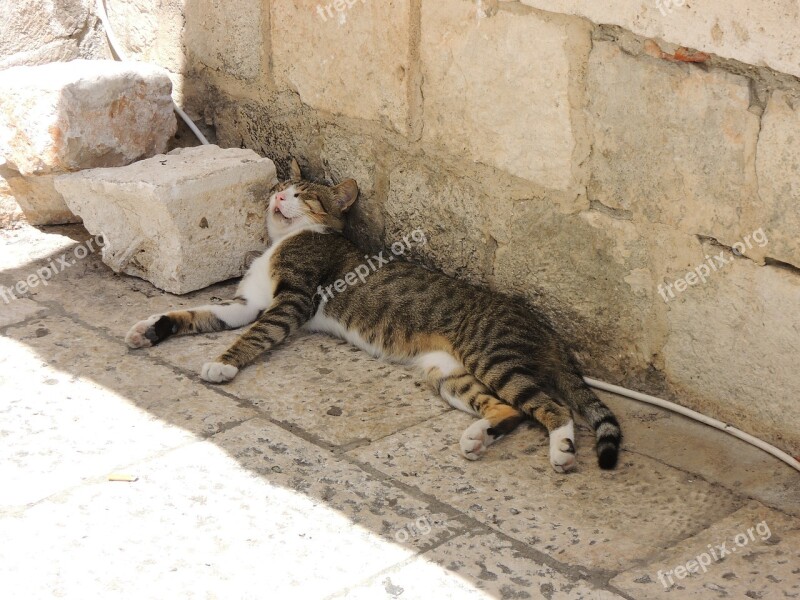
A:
[
  {"xmin": 333, "ymin": 179, "xmax": 359, "ymax": 212},
  {"xmin": 289, "ymin": 158, "xmax": 302, "ymax": 180}
]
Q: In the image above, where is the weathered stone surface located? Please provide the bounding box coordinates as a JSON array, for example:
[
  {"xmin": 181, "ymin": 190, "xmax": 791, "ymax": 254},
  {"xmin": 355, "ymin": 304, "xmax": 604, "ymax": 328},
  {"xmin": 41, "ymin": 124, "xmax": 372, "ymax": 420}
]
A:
[
  {"xmin": 491, "ymin": 200, "xmax": 657, "ymax": 379},
  {"xmin": 104, "ymin": 0, "xmax": 182, "ymax": 69},
  {"xmin": 587, "ymin": 42, "xmax": 760, "ymax": 245},
  {"xmin": 754, "ymin": 90, "xmax": 800, "ymax": 267},
  {"xmin": 599, "ymin": 390, "xmax": 800, "ymax": 517},
  {"xmin": 521, "ymin": 0, "xmax": 800, "ymax": 80},
  {"xmin": 0, "ymin": 163, "xmax": 24, "ymax": 228},
  {"xmin": 659, "ymin": 235, "xmax": 800, "ymax": 455},
  {"xmin": 0, "ymin": 163, "xmax": 79, "ymax": 225},
  {"xmin": 320, "ymin": 124, "xmax": 384, "ymax": 250},
  {"xmin": 336, "ymin": 531, "xmax": 625, "ymax": 599},
  {"xmin": 351, "ymin": 410, "xmax": 745, "ymax": 571},
  {"xmin": 611, "ymin": 503, "xmax": 800, "ymax": 599},
  {"xmin": 54, "ymin": 145, "xmax": 276, "ymax": 294},
  {"xmin": 0, "ymin": 59, "xmax": 176, "ymax": 176},
  {"xmin": 421, "ymin": 0, "xmax": 590, "ymax": 190},
  {"xmin": 184, "ymin": 0, "xmax": 262, "ymax": 80},
  {"xmin": 147, "ymin": 330, "xmax": 452, "ymax": 448},
  {"xmin": 0, "ymin": 0, "xmax": 109, "ymax": 70},
  {"xmin": 271, "ymin": 0, "xmax": 413, "ymax": 134},
  {"xmin": 385, "ymin": 161, "xmax": 495, "ymax": 283}
]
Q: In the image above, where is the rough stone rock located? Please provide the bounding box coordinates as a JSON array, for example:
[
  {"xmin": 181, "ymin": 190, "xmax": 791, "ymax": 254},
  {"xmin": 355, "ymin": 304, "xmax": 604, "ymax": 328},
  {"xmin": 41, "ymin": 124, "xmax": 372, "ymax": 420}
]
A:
[
  {"xmin": 421, "ymin": 0, "xmax": 590, "ymax": 190},
  {"xmin": 586, "ymin": 42, "xmax": 760, "ymax": 246},
  {"xmin": 753, "ymin": 90, "xmax": 800, "ymax": 267},
  {"xmin": 271, "ymin": 0, "xmax": 413, "ymax": 134},
  {"xmin": 0, "ymin": 0, "xmax": 109, "ymax": 70},
  {"xmin": 0, "ymin": 161, "xmax": 79, "ymax": 226},
  {"xmin": 0, "ymin": 160, "xmax": 24, "ymax": 228},
  {"xmin": 54, "ymin": 145, "xmax": 277, "ymax": 294},
  {"xmin": 0, "ymin": 60, "xmax": 177, "ymax": 176},
  {"xmin": 520, "ymin": 0, "xmax": 800, "ymax": 80}
]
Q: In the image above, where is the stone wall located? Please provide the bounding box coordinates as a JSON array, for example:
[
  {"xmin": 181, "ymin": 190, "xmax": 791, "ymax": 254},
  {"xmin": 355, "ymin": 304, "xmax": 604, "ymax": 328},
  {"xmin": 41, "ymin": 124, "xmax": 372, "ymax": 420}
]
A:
[{"xmin": 4, "ymin": 0, "xmax": 800, "ymax": 455}]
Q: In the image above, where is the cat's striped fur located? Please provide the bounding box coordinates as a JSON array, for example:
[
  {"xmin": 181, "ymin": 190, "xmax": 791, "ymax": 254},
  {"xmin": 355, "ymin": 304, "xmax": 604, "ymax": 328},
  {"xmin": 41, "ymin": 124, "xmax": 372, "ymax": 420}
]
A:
[{"xmin": 126, "ymin": 159, "xmax": 621, "ymax": 471}]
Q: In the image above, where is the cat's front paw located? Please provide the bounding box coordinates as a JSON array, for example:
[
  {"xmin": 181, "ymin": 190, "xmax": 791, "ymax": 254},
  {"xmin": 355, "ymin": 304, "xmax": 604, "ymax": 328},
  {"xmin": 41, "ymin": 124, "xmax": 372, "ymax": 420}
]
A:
[
  {"xmin": 201, "ymin": 361, "xmax": 239, "ymax": 383},
  {"xmin": 125, "ymin": 315, "xmax": 162, "ymax": 349}
]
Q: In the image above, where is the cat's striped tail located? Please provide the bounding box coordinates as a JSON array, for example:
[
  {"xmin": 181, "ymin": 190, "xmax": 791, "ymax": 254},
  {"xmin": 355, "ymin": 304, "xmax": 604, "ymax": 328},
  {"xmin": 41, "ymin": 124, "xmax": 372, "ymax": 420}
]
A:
[{"xmin": 553, "ymin": 371, "xmax": 622, "ymax": 469}]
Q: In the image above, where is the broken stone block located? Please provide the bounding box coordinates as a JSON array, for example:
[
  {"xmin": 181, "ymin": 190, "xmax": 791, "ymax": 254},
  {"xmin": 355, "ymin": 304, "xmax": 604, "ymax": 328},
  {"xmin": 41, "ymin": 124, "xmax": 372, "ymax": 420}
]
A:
[
  {"xmin": 54, "ymin": 145, "xmax": 277, "ymax": 294},
  {"xmin": 0, "ymin": 160, "xmax": 80, "ymax": 226},
  {"xmin": 0, "ymin": 59, "xmax": 176, "ymax": 176}
]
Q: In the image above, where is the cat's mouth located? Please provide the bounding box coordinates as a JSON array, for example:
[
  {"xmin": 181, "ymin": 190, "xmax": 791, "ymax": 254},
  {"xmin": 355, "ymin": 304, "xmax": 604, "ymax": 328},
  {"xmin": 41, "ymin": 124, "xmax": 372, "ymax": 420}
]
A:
[{"xmin": 273, "ymin": 204, "xmax": 295, "ymax": 222}]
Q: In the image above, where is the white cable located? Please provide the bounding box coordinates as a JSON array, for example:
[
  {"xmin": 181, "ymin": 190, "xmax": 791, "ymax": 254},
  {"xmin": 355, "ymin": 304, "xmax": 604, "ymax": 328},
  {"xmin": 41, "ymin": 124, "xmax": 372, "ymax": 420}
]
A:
[
  {"xmin": 584, "ymin": 376, "xmax": 800, "ymax": 473},
  {"xmin": 95, "ymin": 0, "xmax": 209, "ymax": 145}
]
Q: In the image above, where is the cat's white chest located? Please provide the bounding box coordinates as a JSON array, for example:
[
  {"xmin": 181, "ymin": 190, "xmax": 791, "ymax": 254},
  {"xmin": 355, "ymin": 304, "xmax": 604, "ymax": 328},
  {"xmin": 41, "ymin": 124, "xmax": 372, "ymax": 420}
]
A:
[{"xmin": 236, "ymin": 242, "xmax": 281, "ymax": 309}]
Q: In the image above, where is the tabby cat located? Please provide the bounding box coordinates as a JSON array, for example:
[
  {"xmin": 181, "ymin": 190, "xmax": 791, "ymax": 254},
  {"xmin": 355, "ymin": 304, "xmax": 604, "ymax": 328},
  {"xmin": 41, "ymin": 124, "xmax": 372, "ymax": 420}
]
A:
[{"xmin": 126, "ymin": 160, "xmax": 621, "ymax": 472}]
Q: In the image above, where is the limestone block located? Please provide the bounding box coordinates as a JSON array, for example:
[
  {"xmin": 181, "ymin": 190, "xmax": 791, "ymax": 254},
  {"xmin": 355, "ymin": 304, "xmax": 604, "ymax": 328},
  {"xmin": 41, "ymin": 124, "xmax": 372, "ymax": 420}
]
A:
[
  {"xmin": 586, "ymin": 42, "xmax": 760, "ymax": 245},
  {"xmin": 0, "ymin": 0, "xmax": 92, "ymax": 65},
  {"xmin": 660, "ymin": 236, "xmax": 800, "ymax": 455},
  {"xmin": 753, "ymin": 90, "xmax": 800, "ymax": 267},
  {"xmin": 520, "ymin": 0, "xmax": 800, "ymax": 80},
  {"xmin": 271, "ymin": 0, "xmax": 413, "ymax": 134},
  {"xmin": 421, "ymin": 0, "xmax": 589, "ymax": 190},
  {"xmin": 0, "ymin": 60, "xmax": 177, "ymax": 176},
  {"xmin": 184, "ymin": 0, "xmax": 263, "ymax": 80},
  {"xmin": 54, "ymin": 145, "xmax": 277, "ymax": 294},
  {"xmin": 490, "ymin": 200, "xmax": 656, "ymax": 378},
  {"xmin": 0, "ymin": 163, "xmax": 80, "ymax": 226},
  {"xmin": 385, "ymin": 161, "xmax": 495, "ymax": 284}
]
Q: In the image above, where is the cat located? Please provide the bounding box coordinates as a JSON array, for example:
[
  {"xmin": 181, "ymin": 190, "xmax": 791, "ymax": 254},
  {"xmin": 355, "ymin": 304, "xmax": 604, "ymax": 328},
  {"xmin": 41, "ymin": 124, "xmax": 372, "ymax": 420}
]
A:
[{"xmin": 126, "ymin": 159, "xmax": 622, "ymax": 472}]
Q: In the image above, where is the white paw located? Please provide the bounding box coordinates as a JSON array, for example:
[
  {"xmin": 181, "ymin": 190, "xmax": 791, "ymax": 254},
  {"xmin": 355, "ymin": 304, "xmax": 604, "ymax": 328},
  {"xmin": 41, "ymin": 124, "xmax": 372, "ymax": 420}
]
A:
[
  {"xmin": 125, "ymin": 315, "xmax": 161, "ymax": 349},
  {"xmin": 201, "ymin": 361, "xmax": 239, "ymax": 383},
  {"xmin": 460, "ymin": 419, "xmax": 495, "ymax": 461},
  {"xmin": 549, "ymin": 421, "xmax": 576, "ymax": 473}
]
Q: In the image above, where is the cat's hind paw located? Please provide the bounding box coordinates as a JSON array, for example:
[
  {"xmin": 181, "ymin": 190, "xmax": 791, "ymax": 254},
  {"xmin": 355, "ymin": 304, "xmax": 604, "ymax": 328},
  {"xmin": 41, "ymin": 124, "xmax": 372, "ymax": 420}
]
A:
[
  {"xmin": 125, "ymin": 315, "xmax": 162, "ymax": 349},
  {"xmin": 460, "ymin": 419, "xmax": 495, "ymax": 460},
  {"xmin": 549, "ymin": 421, "xmax": 576, "ymax": 473},
  {"xmin": 201, "ymin": 361, "xmax": 239, "ymax": 383}
]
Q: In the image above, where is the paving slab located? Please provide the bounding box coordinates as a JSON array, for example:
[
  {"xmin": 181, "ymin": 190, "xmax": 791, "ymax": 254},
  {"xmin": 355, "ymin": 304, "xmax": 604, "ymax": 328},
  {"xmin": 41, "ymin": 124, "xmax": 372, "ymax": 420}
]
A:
[
  {"xmin": 329, "ymin": 530, "xmax": 626, "ymax": 600},
  {"xmin": 611, "ymin": 502, "xmax": 800, "ymax": 599},
  {"xmin": 350, "ymin": 411, "xmax": 746, "ymax": 572},
  {"xmin": 147, "ymin": 330, "xmax": 452, "ymax": 448},
  {"xmin": 598, "ymin": 392, "xmax": 800, "ymax": 516},
  {"xmin": 0, "ymin": 317, "xmax": 258, "ymax": 510},
  {"xmin": 0, "ymin": 297, "xmax": 46, "ymax": 327},
  {"xmin": 0, "ymin": 419, "xmax": 467, "ymax": 600}
]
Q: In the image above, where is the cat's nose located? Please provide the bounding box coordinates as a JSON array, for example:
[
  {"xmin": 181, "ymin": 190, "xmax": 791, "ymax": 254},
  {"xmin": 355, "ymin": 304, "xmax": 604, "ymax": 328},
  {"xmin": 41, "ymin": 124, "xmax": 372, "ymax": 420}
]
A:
[{"xmin": 274, "ymin": 192, "xmax": 286, "ymax": 202}]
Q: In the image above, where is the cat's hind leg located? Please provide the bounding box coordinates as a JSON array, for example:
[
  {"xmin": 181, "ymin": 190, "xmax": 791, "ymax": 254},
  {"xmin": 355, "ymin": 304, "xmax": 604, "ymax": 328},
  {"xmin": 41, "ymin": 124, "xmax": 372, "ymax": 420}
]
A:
[
  {"xmin": 416, "ymin": 352, "xmax": 525, "ymax": 460},
  {"xmin": 125, "ymin": 298, "xmax": 264, "ymax": 349},
  {"xmin": 514, "ymin": 390, "xmax": 576, "ymax": 473}
]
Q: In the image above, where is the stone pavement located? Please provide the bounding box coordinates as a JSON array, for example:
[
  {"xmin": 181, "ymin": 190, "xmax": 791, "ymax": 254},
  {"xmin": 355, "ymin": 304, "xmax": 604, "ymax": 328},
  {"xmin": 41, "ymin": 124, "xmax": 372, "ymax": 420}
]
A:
[{"xmin": 1, "ymin": 224, "xmax": 798, "ymax": 600}]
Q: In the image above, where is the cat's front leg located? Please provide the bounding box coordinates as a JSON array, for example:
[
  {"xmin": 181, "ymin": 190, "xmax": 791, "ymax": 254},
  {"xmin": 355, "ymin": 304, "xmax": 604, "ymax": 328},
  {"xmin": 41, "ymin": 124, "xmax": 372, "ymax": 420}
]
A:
[
  {"xmin": 200, "ymin": 292, "xmax": 314, "ymax": 383},
  {"xmin": 126, "ymin": 299, "xmax": 265, "ymax": 348}
]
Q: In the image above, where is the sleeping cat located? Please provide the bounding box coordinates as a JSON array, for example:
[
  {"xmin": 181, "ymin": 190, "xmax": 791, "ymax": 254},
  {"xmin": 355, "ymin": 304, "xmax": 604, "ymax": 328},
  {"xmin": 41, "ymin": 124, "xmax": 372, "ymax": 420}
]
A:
[{"xmin": 126, "ymin": 159, "xmax": 621, "ymax": 472}]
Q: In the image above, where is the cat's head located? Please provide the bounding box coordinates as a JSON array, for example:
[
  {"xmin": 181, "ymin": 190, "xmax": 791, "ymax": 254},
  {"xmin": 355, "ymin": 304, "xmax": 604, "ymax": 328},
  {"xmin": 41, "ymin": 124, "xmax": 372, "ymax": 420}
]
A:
[{"xmin": 267, "ymin": 158, "xmax": 359, "ymax": 241}]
